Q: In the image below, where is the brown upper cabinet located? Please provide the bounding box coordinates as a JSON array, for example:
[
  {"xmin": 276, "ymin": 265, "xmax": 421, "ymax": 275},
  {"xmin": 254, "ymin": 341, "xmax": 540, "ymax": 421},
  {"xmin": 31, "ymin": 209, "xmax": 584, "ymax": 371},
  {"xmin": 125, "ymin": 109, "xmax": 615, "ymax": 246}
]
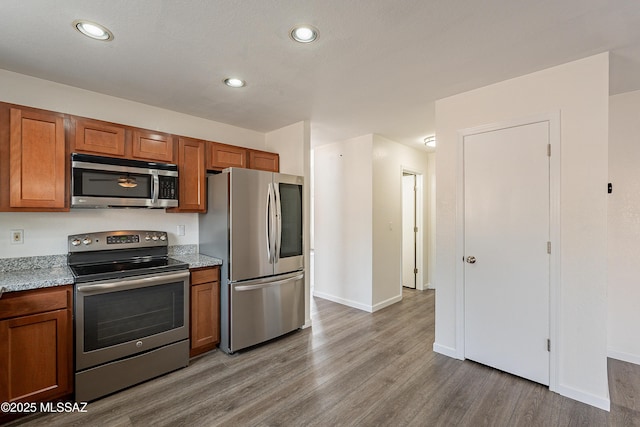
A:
[
  {"xmin": 132, "ymin": 129, "xmax": 174, "ymax": 163},
  {"xmin": 73, "ymin": 118, "xmax": 175, "ymax": 163},
  {"xmin": 0, "ymin": 102, "xmax": 280, "ymax": 212},
  {"xmin": 4, "ymin": 107, "xmax": 67, "ymax": 210},
  {"xmin": 72, "ymin": 117, "xmax": 126, "ymax": 157},
  {"xmin": 248, "ymin": 149, "xmax": 280, "ymax": 172},
  {"xmin": 206, "ymin": 142, "xmax": 247, "ymax": 171},
  {"xmin": 167, "ymin": 137, "xmax": 206, "ymax": 213}
]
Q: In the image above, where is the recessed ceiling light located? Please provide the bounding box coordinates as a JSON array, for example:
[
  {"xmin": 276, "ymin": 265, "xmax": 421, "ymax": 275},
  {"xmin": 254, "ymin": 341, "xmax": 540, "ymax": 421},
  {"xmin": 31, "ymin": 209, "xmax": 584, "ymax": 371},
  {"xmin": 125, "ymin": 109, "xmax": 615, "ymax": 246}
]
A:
[
  {"xmin": 73, "ymin": 20, "xmax": 113, "ymax": 41},
  {"xmin": 424, "ymin": 136, "xmax": 436, "ymax": 148},
  {"xmin": 290, "ymin": 25, "xmax": 318, "ymax": 43},
  {"xmin": 224, "ymin": 78, "xmax": 246, "ymax": 88}
]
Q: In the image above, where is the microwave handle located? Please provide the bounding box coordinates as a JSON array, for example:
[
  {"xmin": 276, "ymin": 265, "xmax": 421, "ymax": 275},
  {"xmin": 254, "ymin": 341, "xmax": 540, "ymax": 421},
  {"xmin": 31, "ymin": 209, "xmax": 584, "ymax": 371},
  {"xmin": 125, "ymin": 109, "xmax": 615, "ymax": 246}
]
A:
[{"xmin": 151, "ymin": 171, "xmax": 159, "ymax": 204}]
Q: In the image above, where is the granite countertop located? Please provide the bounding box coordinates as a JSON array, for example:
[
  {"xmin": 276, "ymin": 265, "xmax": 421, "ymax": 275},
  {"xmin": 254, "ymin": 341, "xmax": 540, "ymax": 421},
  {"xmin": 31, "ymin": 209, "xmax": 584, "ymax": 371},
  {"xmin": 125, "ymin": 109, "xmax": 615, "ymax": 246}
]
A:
[
  {"xmin": 0, "ymin": 266, "xmax": 75, "ymax": 295},
  {"xmin": 0, "ymin": 247, "xmax": 223, "ymax": 296},
  {"xmin": 171, "ymin": 253, "xmax": 222, "ymax": 269}
]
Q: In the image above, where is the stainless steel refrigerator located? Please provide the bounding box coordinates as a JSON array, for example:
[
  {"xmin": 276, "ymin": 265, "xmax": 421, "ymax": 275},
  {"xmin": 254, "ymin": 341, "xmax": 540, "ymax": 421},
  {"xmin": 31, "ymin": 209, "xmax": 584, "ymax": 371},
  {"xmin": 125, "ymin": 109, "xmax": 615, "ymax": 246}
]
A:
[{"xmin": 199, "ymin": 168, "xmax": 304, "ymax": 354}]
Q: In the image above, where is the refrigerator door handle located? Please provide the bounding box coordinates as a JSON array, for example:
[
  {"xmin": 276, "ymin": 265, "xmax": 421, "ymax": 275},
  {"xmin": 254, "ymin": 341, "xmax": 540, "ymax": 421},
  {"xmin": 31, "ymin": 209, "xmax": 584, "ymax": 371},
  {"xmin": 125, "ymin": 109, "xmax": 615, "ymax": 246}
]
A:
[
  {"xmin": 266, "ymin": 182, "xmax": 272, "ymax": 264},
  {"xmin": 274, "ymin": 181, "xmax": 282, "ymax": 263},
  {"xmin": 234, "ymin": 272, "xmax": 305, "ymax": 291}
]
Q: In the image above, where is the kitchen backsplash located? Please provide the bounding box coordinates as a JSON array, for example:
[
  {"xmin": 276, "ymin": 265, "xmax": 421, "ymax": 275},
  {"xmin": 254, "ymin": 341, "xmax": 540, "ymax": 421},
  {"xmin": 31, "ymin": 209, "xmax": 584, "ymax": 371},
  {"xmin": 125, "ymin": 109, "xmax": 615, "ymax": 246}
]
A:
[{"xmin": 0, "ymin": 209, "xmax": 199, "ymax": 259}]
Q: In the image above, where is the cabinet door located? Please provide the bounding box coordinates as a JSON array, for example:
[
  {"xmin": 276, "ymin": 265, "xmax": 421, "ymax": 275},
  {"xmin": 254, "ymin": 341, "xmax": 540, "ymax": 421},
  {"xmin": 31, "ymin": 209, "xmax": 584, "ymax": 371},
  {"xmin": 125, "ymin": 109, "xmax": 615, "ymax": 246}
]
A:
[
  {"xmin": 9, "ymin": 108, "xmax": 66, "ymax": 209},
  {"xmin": 248, "ymin": 149, "xmax": 280, "ymax": 172},
  {"xmin": 170, "ymin": 138, "xmax": 206, "ymax": 212},
  {"xmin": 190, "ymin": 267, "xmax": 220, "ymax": 357},
  {"xmin": 73, "ymin": 117, "xmax": 126, "ymax": 157},
  {"xmin": 0, "ymin": 309, "xmax": 72, "ymax": 403},
  {"xmin": 207, "ymin": 142, "xmax": 247, "ymax": 170},
  {"xmin": 132, "ymin": 129, "xmax": 174, "ymax": 162}
]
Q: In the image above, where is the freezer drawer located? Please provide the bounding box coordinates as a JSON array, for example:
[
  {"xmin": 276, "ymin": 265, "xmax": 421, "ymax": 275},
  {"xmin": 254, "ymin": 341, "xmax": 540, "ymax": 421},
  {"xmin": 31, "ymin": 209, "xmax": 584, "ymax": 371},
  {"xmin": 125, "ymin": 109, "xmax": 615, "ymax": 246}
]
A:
[{"xmin": 229, "ymin": 271, "xmax": 304, "ymax": 352}]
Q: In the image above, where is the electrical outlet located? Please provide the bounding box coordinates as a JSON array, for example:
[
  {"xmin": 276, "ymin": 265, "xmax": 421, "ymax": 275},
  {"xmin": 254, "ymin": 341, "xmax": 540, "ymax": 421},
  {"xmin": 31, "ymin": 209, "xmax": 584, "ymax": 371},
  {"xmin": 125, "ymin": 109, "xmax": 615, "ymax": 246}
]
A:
[
  {"xmin": 11, "ymin": 229, "xmax": 24, "ymax": 245},
  {"xmin": 177, "ymin": 225, "xmax": 185, "ymax": 236}
]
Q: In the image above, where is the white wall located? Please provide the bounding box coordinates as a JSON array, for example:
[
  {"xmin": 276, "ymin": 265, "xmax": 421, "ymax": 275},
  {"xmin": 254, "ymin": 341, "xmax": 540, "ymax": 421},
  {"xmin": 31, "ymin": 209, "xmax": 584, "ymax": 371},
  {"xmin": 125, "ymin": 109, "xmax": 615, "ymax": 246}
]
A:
[
  {"xmin": 266, "ymin": 121, "xmax": 312, "ymax": 327},
  {"xmin": 0, "ymin": 70, "xmax": 272, "ymax": 258},
  {"xmin": 608, "ymin": 89, "xmax": 640, "ymax": 365},
  {"xmin": 0, "ymin": 210, "xmax": 198, "ymax": 258},
  {"xmin": 313, "ymin": 135, "xmax": 374, "ymax": 310},
  {"xmin": 372, "ymin": 135, "xmax": 430, "ymax": 308},
  {"xmin": 313, "ymin": 134, "xmax": 431, "ymax": 312},
  {"xmin": 427, "ymin": 152, "xmax": 436, "ymax": 289},
  {"xmin": 434, "ymin": 53, "xmax": 609, "ymax": 409}
]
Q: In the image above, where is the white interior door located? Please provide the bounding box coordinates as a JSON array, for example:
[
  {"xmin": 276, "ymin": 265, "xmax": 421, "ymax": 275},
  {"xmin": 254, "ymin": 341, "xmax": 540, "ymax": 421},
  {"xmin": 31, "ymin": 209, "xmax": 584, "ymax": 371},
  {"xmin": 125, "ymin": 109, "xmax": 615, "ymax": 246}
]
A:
[
  {"xmin": 402, "ymin": 174, "xmax": 416, "ymax": 289},
  {"xmin": 464, "ymin": 121, "xmax": 550, "ymax": 385}
]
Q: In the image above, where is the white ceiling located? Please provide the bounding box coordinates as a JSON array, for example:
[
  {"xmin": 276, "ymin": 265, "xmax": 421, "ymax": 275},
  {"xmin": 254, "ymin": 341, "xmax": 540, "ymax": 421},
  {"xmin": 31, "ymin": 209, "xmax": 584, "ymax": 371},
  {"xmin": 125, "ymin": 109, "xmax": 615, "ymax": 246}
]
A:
[{"xmin": 1, "ymin": 1, "xmax": 640, "ymax": 150}]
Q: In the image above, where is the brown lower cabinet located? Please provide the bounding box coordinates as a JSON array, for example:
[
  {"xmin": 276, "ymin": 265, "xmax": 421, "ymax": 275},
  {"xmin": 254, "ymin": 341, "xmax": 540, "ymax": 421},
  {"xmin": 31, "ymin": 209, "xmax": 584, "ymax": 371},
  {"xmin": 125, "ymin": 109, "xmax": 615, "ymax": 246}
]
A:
[
  {"xmin": 189, "ymin": 266, "xmax": 220, "ymax": 357},
  {"xmin": 0, "ymin": 285, "xmax": 73, "ymax": 423}
]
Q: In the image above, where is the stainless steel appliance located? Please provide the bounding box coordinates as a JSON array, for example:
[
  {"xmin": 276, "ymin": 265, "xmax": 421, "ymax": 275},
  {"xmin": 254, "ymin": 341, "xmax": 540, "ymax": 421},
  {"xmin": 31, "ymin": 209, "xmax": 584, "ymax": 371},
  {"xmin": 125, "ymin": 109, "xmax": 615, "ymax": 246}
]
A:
[
  {"xmin": 199, "ymin": 168, "xmax": 304, "ymax": 354},
  {"xmin": 68, "ymin": 230, "xmax": 190, "ymax": 402},
  {"xmin": 71, "ymin": 153, "xmax": 179, "ymax": 208}
]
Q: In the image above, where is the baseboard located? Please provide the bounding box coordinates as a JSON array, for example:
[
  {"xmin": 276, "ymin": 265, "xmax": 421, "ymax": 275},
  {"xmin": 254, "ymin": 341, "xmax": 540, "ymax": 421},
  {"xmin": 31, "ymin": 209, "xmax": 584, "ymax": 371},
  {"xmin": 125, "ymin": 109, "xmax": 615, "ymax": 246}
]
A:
[
  {"xmin": 371, "ymin": 294, "xmax": 402, "ymax": 312},
  {"xmin": 302, "ymin": 318, "xmax": 312, "ymax": 329},
  {"xmin": 555, "ymin": 384, "xmax": 610, "ymax": 412},
  {"xmin": 433, "ymin": 342, "xmax": 463, "ymax": 360},
  {"xmin": 608, "ymin": 348, "xmax": 640, "ymax": 366},
  {"xmin": 313, "ymin": 290, "xmax": 373, "ymax": 312},
  {"xmin": 426, "ymin": 282, "xmax": 435, "ymax": 290}
]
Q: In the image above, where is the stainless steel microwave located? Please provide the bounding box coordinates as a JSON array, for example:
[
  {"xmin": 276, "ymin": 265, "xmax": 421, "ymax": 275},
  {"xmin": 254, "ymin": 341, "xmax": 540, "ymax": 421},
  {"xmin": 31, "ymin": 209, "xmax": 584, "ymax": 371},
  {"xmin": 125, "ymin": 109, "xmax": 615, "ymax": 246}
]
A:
[{"xmin": 71, "ymin": 153, "xmax": 179, "ymax": 208}]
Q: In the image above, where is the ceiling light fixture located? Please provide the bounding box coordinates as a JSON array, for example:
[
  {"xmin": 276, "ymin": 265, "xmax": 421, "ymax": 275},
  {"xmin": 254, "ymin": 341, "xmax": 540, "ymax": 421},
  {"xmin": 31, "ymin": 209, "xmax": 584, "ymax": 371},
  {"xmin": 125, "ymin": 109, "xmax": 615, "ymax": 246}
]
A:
[
  {"xmin": 224, "ymin": 78, "xmax": 246, "ymax": 88},
  {"xmin": 73, "ymin": 20, "xmax": 114, "ymax": 41},
  {"xmin": 424, "ymin": 136, "xmax": 436, "ymax": 148},
  {"xmin": 290, "ymin": 25, "xmax": 319, "ymax": 43}
]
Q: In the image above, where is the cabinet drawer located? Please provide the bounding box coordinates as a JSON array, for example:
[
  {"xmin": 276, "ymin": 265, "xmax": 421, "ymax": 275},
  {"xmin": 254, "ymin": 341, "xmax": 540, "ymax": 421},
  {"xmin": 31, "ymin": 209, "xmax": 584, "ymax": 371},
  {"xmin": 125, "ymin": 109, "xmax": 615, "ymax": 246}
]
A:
[
  {"xmin": 0, "ymin": 286, "xmax": 71, "ymax": 320},
  {"xmin": 190, "ymin": 267, "xmax": 219, "ymax": 285}
]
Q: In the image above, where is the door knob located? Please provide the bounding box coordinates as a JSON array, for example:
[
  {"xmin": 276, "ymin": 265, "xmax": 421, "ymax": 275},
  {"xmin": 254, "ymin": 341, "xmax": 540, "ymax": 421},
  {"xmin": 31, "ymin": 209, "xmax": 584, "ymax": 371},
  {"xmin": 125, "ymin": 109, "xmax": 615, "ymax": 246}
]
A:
[{"xmin": 466, "ymin": 256, "xmax": 477, "ymax": 264}]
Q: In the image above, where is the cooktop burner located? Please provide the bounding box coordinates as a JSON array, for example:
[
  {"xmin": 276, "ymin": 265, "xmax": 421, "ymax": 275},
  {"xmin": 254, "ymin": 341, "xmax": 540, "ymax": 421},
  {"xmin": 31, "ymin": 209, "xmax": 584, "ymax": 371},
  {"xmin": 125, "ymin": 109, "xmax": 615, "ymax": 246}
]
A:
[
  {"xmin": 67, "ymin": 230, "xmax": 189, "ymax": 283},
  {"xmin": 70, "ymin": 257, "xmax": 189, "ymax": 283}
]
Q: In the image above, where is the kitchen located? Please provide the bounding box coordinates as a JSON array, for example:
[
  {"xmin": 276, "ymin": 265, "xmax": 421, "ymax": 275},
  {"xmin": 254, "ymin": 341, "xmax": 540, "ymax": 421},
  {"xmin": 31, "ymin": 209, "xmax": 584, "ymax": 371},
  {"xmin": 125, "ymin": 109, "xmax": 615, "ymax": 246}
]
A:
[
  {"xmin": 0, "ymin": 87, "xmax": 311, "ymax": 422},
  {"xmin": 3, "ymin": 1, "xmax": 640, "ymax": 425}
]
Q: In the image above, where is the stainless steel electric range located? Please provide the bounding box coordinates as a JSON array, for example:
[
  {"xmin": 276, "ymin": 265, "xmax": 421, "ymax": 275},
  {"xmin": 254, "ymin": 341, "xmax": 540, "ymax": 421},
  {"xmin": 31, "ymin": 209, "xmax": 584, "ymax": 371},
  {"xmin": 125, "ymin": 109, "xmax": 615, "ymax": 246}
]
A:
[{"xmin": 68, "ymin": 230, "xmax": 190, "ymax": 402}]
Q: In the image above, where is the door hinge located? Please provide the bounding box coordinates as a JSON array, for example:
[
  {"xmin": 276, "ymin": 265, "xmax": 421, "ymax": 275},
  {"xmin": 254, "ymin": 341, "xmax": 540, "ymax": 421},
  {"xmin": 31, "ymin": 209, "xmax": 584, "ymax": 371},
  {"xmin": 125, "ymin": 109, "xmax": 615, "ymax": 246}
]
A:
[
  {"xmin": 547, "ymin": 144, "xmax": 551, "ymax": 157},
  {"xmin": 547, "ymin": 339, "xmax": 551, "ymax": 352},
  {"xmin": 414, "ymin": 268, "xmax": 418, "ymax": 274},
  {"xmin": 414, "ymin": 226, "xmax": 418, "ymax": 233},
  {"xmin": 547, "ymin": 241, "xmax": 551, "ymax": 254}
]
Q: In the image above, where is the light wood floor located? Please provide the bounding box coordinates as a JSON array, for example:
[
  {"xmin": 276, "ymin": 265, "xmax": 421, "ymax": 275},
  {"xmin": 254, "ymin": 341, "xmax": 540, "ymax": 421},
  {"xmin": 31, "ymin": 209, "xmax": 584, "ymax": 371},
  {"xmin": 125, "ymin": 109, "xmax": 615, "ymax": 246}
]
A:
[{"xmin": 8, "ymin": 289, "xmax": 640, "ymax": 426}]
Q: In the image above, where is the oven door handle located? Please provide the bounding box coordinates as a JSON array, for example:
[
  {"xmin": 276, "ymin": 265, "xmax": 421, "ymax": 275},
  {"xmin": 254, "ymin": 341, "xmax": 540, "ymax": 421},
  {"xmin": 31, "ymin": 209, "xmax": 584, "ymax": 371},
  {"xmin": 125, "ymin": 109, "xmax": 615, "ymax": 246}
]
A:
[{"xmin": 76, "ymin": 271, "xmax": 190, "ymax": 294}]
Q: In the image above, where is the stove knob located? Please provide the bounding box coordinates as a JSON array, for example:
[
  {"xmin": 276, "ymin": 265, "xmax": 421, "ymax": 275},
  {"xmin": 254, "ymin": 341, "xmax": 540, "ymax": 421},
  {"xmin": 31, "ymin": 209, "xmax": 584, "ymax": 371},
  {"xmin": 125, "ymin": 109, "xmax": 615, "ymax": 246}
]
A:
[
  {"xmin": 152, "ymin": 235, "xmax": 159, "ymax": 241},
  {"xmin": 160, "ymin": 234, "xmax": 167, "ymax": 241},
  {"xmin": 71, "ymin": 238, "xmax": 81, "ymax": 246},
  {"xmin": 145, "ymin": 235, "xmax": 151, "ymax": 241},
  {"xmin": 82, "ymin": 238, "xmax": 92, "ymax": 245}
]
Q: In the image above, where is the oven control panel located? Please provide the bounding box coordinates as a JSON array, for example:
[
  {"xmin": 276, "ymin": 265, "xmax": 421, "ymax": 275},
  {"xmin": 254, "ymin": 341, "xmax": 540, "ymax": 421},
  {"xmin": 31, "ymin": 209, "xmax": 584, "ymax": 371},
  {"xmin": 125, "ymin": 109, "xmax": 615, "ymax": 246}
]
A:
[
  {"xmin": 107, "ymin": 234, "xmax": 140, "ymax": 245},
  {"xmin": 68, "ymin": 230, "xmax": 168, "ymax": 252}
]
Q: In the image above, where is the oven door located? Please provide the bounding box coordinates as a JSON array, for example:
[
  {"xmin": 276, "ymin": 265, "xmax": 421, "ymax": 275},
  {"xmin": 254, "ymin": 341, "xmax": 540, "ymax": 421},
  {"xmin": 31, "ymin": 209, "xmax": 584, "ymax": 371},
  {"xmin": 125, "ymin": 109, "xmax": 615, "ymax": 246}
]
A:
[{"xmin": 75, "ymin": 270, "xmax": 189, "ymax": 371}]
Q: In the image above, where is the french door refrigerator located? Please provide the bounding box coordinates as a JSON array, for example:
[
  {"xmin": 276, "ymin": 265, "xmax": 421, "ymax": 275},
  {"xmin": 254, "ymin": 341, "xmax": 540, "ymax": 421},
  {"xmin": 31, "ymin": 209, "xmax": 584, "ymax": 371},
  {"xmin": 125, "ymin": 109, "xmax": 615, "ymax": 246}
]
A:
[{"xmin": 199, "ymin": 168, "xmax": 304, "ymax": 354}]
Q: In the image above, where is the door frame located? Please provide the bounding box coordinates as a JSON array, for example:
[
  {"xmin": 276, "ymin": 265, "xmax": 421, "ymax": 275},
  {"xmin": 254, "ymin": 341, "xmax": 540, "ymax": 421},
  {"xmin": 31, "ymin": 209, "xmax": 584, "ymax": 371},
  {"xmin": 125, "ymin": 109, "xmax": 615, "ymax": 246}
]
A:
[
  {"xmin": 401, "ymin": 167, "xmax": 425, "ymax": 291},
  {"xmin": 454, "ymin": 112, "xmax": 560, "ymax": 392}
]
